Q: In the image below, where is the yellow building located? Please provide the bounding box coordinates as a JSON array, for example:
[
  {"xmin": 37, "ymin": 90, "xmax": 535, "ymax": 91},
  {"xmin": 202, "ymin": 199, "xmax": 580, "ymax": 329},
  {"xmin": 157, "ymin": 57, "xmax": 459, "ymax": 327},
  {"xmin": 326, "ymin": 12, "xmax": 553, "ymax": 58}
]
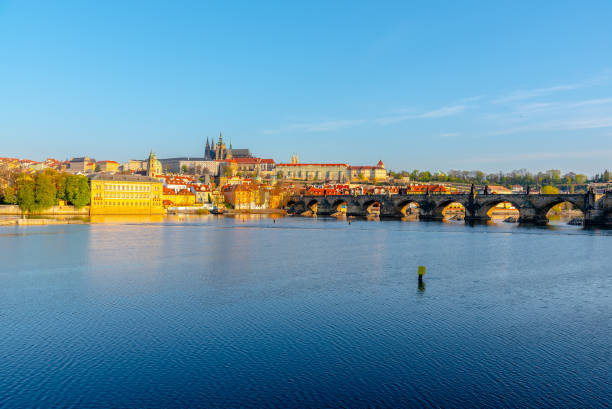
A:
[
  {"xmin": 95, "ymin": 160, "xmax": 120, "ymax": 173},
  {"xmin": 89, "ymin": 174, "xmax": 164, "ymax": 215},
  {"xmin": 348, "ymin": 161, "xmax": 388, "ymax": 182},
  {"xmin": 222, "ymin": 184, "xmax": 269, "ymax": 210},
  {"xmin": 162, "ymin": 188, "xmax": 196, "ymax": 207}
]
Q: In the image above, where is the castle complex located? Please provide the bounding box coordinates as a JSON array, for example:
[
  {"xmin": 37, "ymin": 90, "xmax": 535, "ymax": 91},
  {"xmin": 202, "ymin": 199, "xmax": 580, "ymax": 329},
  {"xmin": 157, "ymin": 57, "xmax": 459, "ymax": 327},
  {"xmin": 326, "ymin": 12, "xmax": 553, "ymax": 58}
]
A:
[{"xmin": 204, "ymin": 132, "xmax": 252, "ymax": 160}]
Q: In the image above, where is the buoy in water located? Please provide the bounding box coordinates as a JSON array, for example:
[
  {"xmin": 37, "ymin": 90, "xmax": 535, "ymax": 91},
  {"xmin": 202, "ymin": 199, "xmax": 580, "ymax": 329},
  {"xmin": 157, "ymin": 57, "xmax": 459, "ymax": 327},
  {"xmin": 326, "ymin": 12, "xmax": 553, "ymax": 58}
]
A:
[{"xmin": 418, "ymin": 266, "xmax": 426, "ymax": 283}]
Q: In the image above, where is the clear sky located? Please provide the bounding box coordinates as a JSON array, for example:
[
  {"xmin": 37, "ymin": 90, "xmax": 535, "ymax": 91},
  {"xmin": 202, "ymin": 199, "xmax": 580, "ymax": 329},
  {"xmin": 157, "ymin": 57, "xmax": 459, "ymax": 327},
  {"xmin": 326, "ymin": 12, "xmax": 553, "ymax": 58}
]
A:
[{"xmin": 1, "ymin": 1, "xmax": 612, "ymax": 175}]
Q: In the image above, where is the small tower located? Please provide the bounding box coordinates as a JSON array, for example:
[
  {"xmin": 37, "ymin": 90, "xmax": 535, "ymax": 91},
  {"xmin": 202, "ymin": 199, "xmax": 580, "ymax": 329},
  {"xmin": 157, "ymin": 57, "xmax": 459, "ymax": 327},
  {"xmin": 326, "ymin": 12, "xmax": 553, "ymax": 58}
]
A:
[
  {"xmin": 291, "ymin": 154, "xmax": 299, "ymax": 164},
  {"xmin": 147, "ymin": 150, "xmax": 162, "ymax": 176},
  {"xmin": 204, "ymin": 137, "xmax": 211, "ymax": 160},
  {"xmin": 227, "ymin": 139, "xmax": 233, "ymax": 159}
]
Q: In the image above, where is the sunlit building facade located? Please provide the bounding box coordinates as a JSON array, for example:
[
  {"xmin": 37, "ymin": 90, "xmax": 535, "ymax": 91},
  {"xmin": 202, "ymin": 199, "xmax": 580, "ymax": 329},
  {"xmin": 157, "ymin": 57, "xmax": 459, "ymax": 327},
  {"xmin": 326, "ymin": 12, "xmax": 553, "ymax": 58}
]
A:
[{"xmin": 89, "ymin": 174, "xmax": 164, "ymax": 215}]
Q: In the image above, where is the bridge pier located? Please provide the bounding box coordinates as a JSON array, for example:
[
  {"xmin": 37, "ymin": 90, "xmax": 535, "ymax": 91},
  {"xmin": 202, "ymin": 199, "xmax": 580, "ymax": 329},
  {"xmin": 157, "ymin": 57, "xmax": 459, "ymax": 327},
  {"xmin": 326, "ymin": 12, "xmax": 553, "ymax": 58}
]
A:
[
  {"xmin": 464, "ymin": 215, "xmax": 491, "ymax": 223},
  {"xmin": 419, "ymin": 214, "xmax": 444, "ymax": 222}
]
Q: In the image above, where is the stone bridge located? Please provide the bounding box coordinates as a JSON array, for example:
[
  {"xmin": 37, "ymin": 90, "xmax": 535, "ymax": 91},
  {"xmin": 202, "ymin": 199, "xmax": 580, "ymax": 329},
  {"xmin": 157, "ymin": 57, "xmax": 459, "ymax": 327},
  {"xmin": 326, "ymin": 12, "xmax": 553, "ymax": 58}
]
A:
[{"xmin": 286, "ymin": 192, "xmax": 612, "ymax": 226}]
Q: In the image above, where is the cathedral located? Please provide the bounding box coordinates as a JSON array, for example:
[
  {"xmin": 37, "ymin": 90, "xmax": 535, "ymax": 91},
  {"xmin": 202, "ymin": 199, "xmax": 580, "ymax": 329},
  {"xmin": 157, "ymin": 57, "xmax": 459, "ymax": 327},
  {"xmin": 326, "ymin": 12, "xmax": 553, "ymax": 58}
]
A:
[{"xmin": 204, "ymin": 132, "xmax": 252, "ymax": 160}]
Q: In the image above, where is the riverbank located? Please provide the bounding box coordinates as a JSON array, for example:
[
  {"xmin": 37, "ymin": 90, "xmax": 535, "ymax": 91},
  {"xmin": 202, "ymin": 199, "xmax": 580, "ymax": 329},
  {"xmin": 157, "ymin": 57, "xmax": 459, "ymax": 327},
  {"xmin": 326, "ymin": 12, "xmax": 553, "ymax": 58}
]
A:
[
  {"xmin": 0, "ymin": 217, "xmax": 87, "ymax": 226},
  {"xmin": 223, "ymin": 209, "xmax": 287, "ymax": 215},
  {"xmin": 0, "ymin": 204, "xmax": 89, "ymax": 216}
]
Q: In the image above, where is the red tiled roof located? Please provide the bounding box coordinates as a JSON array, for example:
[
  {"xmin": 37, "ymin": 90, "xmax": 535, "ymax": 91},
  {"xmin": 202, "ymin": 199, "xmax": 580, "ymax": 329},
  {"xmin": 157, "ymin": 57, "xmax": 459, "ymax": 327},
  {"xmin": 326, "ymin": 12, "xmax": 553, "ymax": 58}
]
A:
[
  {"xmin": 191, "ymin": 185, "xmax": 210, "ymax": 192},
  {"xmin": 277, "ymin": 163, "xmax": 349, "ymax": 167}
]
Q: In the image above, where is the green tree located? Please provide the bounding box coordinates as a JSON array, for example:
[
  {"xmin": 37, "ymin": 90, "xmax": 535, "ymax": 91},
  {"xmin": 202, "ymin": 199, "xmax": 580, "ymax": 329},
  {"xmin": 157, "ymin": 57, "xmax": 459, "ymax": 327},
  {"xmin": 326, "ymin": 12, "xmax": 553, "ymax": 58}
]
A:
[
  {"xmin": 73, "ymin": 175, "xmax": 91, "ymax": 207},
  {"xmin": 181, "ymin": 165, "xmax": 189, "ymax": 174},
  {"xmin": 1, "ymin": 186, "xmax": 17, "ymax": 204},
  {"xmin": 16, "ymin": 174, "xmax": 36, "ymax": 212},
  {"xmin": 34, "ymin": 172, "xmax": 57, "ymax": 210},
  {"xmin": 64, "ymin": 175, "xmax": 90, "ymax": 207},
  {"xmin": 540, "ymin": 185, "xmax": 560, "ymax": 194},
  {"xmin": 575, "ymin": 174, "xmax": 587, "ymax": 184},
  {"xmin": 55, "ymin": 173, "xmax": 68, "ymax": 202}
]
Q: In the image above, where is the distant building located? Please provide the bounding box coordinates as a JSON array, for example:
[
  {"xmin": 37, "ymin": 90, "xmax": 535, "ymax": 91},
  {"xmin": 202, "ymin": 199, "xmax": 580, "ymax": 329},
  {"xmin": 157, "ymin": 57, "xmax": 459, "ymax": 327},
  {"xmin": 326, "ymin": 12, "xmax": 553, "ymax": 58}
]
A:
[
  {"xmin": 219, "ymin": 157, "xmax": 276, "ymax": 179},
  {"xmin": 89, "ymin": 174, "xmax": 164, "ymax": 215},
  {"xmin": 276, "ymin": 157, "xmax": 387, "ymax": 182},
  {"xmin": 147, "ymin": 151, "xmax": 163, "ymax": 177},
  {"xmin": 348, "ymin": 161, "xmax": 388, "ymax": 182},
  {"xmin": 162, "ymin": 187, "xmax": 196, "ymax": 207},
  {"xmin": 69, "ymin": 157, "xmax": 96, "ymax": 173},
  {"xmin": 191, "ymin": 184, "xmax": 212, "ymax": 203},
  {"xmin": 487, "ymin": 185, "xmax": 512, "ymax": 194},
  {"xmin": 204, "ymin": 132, "xmax": 252, "ymax": 160},
  {"xmin": 276, "ymin": 162, "xmax": 349, "ymax": 182},
  {"xmin": 95, "ymin": 160, "xmax": 119, "ymax": 173},
  {"xmin": 157, "ymin": 157, "xmax": 219, "ymax": 175}
]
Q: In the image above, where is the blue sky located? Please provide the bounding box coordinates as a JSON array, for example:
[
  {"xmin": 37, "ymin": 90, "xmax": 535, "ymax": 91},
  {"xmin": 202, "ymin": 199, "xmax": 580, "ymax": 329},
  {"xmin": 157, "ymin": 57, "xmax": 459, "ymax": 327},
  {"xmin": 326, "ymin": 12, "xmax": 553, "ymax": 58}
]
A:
[{"xmin": 1, "ymin": 0, "xmax": 611, "ymax": 174}]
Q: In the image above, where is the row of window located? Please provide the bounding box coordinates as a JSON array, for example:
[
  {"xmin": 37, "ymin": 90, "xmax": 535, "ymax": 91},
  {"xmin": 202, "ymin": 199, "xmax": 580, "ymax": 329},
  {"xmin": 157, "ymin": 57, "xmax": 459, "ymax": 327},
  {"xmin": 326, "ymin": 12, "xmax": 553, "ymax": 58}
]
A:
[
  {"xmin": 94, "ymin": 193, "xmax": 156, "ymax": 199},
  {"xmin": 96, "ymin": 183, "xmax": 161, "ymax": 192},
  {"xmin": 95, "ymin": 200, "xmax": 161, "ymax": 207}
]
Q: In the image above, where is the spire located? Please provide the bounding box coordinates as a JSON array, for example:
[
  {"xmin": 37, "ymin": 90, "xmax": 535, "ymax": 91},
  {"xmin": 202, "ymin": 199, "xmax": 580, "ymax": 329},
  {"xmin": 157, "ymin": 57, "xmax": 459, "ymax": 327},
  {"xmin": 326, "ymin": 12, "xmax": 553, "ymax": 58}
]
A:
[
  {"xmin": 205, "ymin": 137, "xmax": 210, "ymax": 150},
  {"xmin": 218, "ymin": 131, "xmax": 223, "ymax": 144}
]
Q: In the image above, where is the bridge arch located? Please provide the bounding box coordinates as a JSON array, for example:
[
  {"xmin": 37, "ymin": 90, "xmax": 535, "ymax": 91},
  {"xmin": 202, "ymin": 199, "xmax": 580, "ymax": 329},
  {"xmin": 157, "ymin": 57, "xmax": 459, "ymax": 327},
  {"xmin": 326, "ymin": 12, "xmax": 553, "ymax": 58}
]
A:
[
  {"xmin": 397, "ymin": 200, "xmax": 420, "ymax": 219},
  {"xmin": 539, "ymin": 197, "xmax": 585, "ymax": 215},
  {"xmin": 475, "ymin": 198, "xmax": 523, "ymax": 222},
  {"xmin": 306, "ymin": 199, "xmax": 320, "ymax": 214},
  {"xmin": 363, "ymin": 199, "xmax": 382, "ymax": 216},
  {"xmin": 540, "ymin": 198, "xmax": 585, "ymax": 224},
  {"xmin": 429, "ymin": 198, "xmax": 468, "ymax": 221},
  {"xmin": 331, "ymin": 199, "xmax": 348, "ymax": 215},
  {"xmin": 286, "ymin": 199, "xmax": 305, "ymax": 213}
]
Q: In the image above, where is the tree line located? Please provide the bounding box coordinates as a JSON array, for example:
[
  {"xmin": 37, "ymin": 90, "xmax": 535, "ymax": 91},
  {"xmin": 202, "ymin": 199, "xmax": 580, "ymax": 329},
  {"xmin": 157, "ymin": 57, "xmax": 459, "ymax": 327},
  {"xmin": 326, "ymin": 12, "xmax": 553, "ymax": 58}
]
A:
[
  {"xmin": 0, "ymin": 169, "xmax": 90, "ymax": 212},
  {"xmin": 388, "ymin": 169, "xmax": 611, "ymax": 187}
]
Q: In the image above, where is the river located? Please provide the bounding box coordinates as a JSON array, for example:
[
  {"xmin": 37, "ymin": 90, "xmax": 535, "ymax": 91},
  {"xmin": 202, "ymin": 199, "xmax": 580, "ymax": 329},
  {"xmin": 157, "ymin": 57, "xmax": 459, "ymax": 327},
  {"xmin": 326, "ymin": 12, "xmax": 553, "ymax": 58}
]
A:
[{"xmin": 1, "ymin": 216, "xmax": 610, "ymax": 408}]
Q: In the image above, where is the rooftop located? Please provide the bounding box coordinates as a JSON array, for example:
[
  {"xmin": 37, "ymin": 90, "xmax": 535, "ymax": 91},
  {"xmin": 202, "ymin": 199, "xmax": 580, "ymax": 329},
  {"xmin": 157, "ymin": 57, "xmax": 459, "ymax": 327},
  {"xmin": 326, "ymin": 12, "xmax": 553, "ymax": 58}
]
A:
[{"xmin": 89, "ymin": 174, "xmax": 162, "ymax": 183}]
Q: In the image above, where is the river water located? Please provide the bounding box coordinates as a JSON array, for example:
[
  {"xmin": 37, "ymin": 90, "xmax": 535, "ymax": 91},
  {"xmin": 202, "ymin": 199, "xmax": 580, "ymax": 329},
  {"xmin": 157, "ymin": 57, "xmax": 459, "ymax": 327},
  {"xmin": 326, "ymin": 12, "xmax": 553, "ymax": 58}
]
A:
[{"xmin": 1, "ymin": 216, "xmax": 611, "ymax": 408}]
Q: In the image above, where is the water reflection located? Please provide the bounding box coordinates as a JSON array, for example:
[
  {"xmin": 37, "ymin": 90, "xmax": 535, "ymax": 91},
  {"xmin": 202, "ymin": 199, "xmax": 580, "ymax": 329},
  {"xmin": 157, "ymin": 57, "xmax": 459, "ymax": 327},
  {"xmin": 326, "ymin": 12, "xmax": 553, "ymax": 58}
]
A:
[
  {"xmin": 90, "ymin": 214, "xmax": 165, "ymax": 224},
  {"xmin": 417, "ymin": 278, "xmax": 426, "ymax": 293}
]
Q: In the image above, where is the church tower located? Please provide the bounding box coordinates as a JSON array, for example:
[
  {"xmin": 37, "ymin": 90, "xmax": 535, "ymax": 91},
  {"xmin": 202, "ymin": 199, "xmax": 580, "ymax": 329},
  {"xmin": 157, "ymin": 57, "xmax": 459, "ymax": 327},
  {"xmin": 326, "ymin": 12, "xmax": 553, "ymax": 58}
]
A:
[
  {"xmin": 147, "ymin": 150, "xmax": 162, "ymax": 176},
  {"xmin": 204, "ymin": 137, "xmax": 212, "ymax": 160}
]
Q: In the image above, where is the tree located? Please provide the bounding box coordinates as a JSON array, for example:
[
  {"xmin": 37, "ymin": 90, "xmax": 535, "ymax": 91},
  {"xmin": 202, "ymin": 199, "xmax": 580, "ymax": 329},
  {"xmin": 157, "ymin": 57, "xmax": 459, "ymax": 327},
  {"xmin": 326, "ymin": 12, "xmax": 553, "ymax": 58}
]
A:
[
  {"xmin": 575, "ymin": 174, "xmax": 587, "ymax": 184},
  {"xmin": 64, "ymin": 175, "xmax": 90, "ymax": 207},
  {"xmin": 55, "ymin": 173, "xmax": 68, "ymax": 202},
  {"xmin": 1, "ymin": 186, "xmax": 17, "ymax": 204},
  {"xmin": 72, "ymin": 175, "xmax": 90, "ymax": 207},
  {"xmin": 34, "ymin": 172, "xmax": 57, "ymax": 210},
  {"xmin": 540, "ymin": 185, "xmax": 559, "ymax": 194},
  {"xmin": 181, "ymin": 165, "xmax": 189, "ymax": 174},
  {"xmin": 16, "ymin": 174, "xmax": 36, "ymax": 212}
]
